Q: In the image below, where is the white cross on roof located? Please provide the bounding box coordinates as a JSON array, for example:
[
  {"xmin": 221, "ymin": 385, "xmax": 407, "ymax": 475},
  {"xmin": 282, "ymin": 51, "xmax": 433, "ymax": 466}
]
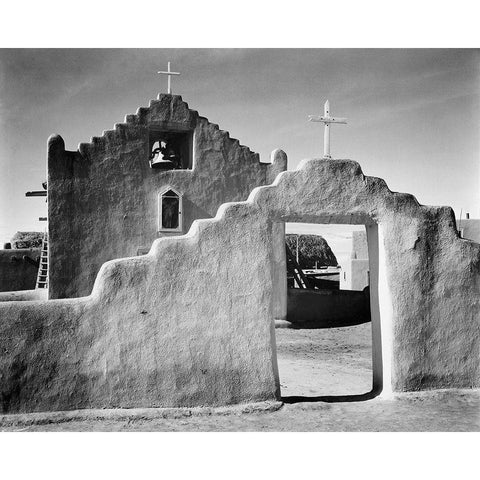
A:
[{"xmin": 157, "ymin": 62, "xmax": 181, "ymax": 95}]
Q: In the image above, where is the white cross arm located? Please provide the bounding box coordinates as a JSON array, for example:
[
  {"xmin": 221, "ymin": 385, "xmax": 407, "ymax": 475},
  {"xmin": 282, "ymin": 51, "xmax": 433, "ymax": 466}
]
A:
[
  {"xmin": 157, "ymin": 70, "xmax": 181, "ymax": 75},
  {"xmin": 308, "ymin": 115, "xmax": 347, "ymax": 124}
]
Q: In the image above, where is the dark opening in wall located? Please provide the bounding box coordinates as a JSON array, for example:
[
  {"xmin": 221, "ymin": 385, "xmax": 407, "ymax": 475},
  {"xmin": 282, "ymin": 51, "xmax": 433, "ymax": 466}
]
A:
[{"xmin": 148, "ymin": 127, "xmax": 193, "ymax": 170}]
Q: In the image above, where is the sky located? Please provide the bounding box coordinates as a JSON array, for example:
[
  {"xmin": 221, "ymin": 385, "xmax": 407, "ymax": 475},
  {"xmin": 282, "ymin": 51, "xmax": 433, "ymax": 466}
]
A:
[{"xmin": 0, "ymin": 48, "xmax": 479, "ymax": 250}]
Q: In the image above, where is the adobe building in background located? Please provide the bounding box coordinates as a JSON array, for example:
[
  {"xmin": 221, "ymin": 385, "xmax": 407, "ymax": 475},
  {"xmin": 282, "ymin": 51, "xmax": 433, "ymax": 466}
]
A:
[
  {"xmin": 0, "ymin": 231, "xmax": 44, "ymax": 294},
  {"xmin": 46, "ymin": 94, "xmax": 286, "ymax": 299},
  {"xmin": 457, "ymin": 218, "xmax": 480, "ymax": 243},
  {"xmin": 340, "ymin": 230, "xmax": 370, "ymax": 291},
  {"xmin": 340, "ymin": 218, "xmax": 480, "ymax": 293}
]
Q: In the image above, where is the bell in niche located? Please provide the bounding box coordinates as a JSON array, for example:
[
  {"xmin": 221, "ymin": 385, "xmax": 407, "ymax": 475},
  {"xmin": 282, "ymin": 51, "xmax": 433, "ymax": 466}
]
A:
[{"xmin": 150, "ymin": 141, "xmax": 177, "ymax": 170}]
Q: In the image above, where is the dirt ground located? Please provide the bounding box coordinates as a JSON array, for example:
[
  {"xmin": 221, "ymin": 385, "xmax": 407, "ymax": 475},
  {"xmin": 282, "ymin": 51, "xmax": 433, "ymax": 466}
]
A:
[
  {"xmin": 276, "ymin": 324, "xmax": 373, "ymax": 398},
  {"xmin": 1, "ymin": 324, "xmax": 479, "ymax": 432}
]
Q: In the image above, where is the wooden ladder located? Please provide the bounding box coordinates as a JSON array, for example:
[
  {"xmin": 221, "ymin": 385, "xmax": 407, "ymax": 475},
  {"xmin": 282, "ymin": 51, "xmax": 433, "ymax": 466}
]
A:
[
  {"xmin": 36, "ymin": 233, "xmax": 48, "ymax": 289},
  {"xmin": 285, "ymin": 243, "xmax": 311, "ymax": 289}
]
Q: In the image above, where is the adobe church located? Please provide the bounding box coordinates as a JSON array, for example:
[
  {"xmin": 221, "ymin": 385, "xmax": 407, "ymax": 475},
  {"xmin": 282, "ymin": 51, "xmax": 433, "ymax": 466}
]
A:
[
  {"xmin": 0, "ymin": 91, "xmax": 478, "ymax": 414},
  {"xmin": 46, "ymin": 94, "xmax": 286, "ymax": 299}
]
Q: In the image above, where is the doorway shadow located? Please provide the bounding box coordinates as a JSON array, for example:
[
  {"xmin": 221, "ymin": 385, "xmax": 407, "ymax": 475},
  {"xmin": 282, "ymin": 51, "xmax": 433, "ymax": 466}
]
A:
[{"xmin": 282, "ymin": 387, "xmax": 381, "ymax": 404}]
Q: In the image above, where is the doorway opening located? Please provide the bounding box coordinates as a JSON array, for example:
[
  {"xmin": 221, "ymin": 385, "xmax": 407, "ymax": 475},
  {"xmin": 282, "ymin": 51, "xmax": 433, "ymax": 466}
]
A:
[{"xmin": 274, "ymin": 222, "xmax": 382, "ymax": 401}]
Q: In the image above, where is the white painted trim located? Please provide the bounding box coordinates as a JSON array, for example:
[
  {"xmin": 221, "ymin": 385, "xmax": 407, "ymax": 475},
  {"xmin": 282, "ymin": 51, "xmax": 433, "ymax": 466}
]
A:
[{"xmin": 158, "ymin": 186, "xmax": 183, "ymax": 233}]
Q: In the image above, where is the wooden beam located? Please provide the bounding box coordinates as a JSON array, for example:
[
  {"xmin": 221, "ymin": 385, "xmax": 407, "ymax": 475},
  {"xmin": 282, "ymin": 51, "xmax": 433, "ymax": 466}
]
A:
[{"xmin": 25, "ymin": 191, "xmax": 47, "ymax": 197}]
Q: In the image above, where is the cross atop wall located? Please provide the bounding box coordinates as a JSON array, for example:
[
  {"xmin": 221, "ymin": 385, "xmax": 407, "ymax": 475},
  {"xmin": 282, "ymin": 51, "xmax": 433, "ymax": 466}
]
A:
[{"xmin": 308, "ymin": 100, "xmax": 347, "ymax": 159}]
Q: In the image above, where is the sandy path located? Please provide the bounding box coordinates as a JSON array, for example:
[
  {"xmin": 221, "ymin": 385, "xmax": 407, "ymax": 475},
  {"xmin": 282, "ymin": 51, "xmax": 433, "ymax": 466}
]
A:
[{"xmin": 275, "ymin": 324, "xmax": 373, "ymax": 397}]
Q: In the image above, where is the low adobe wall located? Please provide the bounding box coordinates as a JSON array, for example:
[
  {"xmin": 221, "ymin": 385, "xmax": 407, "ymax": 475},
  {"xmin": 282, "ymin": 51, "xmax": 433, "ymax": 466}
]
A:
[
  {"xmin": 0, "ymin": 289, "xmax": 47, "ymax": 302},
  {"xmin": 287, "ymin": 288, "xmax": 370, "ymax": 328},
  {"xmin": 0, "ymin": 249, "xmax": 40, "ymax": 292},
  {"xmin": 0, "ymin": 158, "xmax": 478, "ymax": 414}
]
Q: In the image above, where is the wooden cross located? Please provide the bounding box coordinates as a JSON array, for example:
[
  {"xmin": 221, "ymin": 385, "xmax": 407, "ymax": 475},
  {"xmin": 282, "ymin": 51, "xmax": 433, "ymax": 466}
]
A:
[
  {"xmin": 308, "ymin": 100, "xmax": 347, "ymax": 159},
  {"xmin": 157, "ymin": 62, "xmax": 180, "ymax": 95}
]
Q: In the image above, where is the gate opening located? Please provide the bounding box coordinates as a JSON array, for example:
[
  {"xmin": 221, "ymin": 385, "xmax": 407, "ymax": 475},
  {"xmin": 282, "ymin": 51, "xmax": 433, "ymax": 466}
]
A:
[{"xmin": 273, "ymin": 222, "xmax": 383, "ymax": 401}]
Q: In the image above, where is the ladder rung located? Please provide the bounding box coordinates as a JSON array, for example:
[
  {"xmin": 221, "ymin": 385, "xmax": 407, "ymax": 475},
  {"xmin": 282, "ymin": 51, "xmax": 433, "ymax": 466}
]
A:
[{"xmin": 37, "ymin": 234, "xmax": 48, "ymax": 289}]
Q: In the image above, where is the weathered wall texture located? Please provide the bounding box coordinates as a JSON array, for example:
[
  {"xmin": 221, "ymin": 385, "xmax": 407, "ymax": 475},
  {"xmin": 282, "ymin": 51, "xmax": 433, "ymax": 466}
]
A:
[
  {"xmin": 0, "ymin": 158, "xmax": 479, "ymax": 413},
  {"xmin": 48, "ymin": 94, "xmax": 286, "ymax": 299},
  {"xmin": 352, "ymin": 231, "xmax": 368, "ymax": 259},
  {"xmin": 0, "ymin": 249, "xmax": 41, "ymax": 292}
]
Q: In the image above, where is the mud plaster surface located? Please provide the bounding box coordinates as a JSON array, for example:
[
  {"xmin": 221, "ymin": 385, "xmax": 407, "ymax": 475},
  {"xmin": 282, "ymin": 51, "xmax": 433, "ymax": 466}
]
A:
[
  {"xmin": 3, "ymin": 158, "xmax": 479, "ymax": 413},
  {"xmin": 2, "ymin": 325, "xmax": 478, "ymax": 432}
]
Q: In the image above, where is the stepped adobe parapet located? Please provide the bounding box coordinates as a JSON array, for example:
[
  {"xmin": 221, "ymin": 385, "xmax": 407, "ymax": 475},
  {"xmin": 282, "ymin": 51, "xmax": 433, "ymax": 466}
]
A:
[{"xmin": 47, "ymin": 94, "xmax": 286, "ymax": 299}]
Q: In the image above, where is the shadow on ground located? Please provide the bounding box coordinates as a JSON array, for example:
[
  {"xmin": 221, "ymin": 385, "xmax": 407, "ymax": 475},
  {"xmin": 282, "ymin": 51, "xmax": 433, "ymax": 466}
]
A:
[{"xmin": 282, "ymin": 388, "xmax": 379, "ymax": 404}]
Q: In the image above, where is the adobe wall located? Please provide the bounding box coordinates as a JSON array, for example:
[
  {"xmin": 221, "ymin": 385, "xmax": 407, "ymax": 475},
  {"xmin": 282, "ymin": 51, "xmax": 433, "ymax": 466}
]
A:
[
  {"xmin": 340, "ymin": 231, "xmax": 369, "ymax": 291},
  {"xmin": 0, "ymin": 289, "xmax": 47, "ymax": 302},
  {"xmin": 457, "ymin": 219, "xmax": 480, "ymax": 243},
  {"xmin": 340, "ymin": 258, "xmax": 370, "ymax": 291},
  {"xmin": 48, "ymin": 94, "xmax": 286, "ymax": 299},
  {"xmin": 352, "ymin": 231, "xmax": 368, "ymax": 259},
  {"xmin": 287, "ymin": 288, "xmax": 370, "ymax": 327},
  {"xmin": 0, "ymin": 158, "xmax": 478, "ymax": 413},
  {"xmin": 0, "ymin": 249, "xmax": 41, "ymax": 292}
]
